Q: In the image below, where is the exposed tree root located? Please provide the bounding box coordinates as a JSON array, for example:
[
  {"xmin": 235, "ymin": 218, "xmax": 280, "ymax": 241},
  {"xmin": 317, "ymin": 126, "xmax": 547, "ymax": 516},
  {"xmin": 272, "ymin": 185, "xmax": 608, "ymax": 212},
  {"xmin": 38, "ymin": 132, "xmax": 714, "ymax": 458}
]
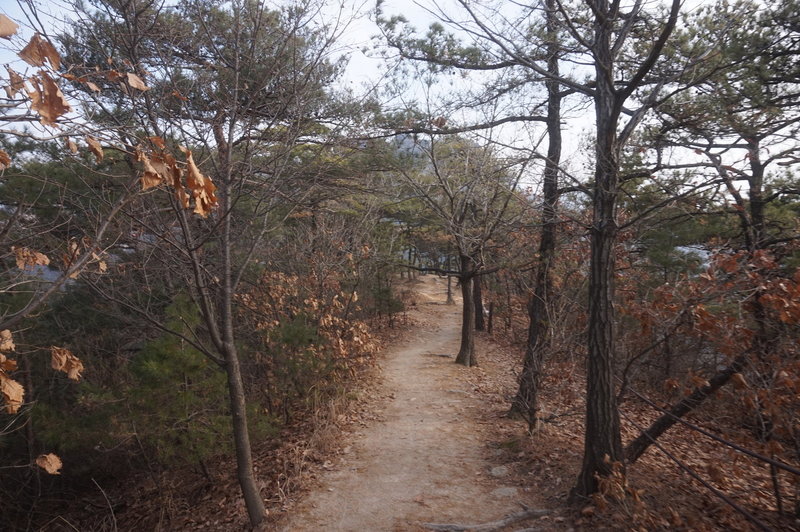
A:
[{"xmin": 419, "ymin": 505, "xmax": 550, "ymax": 531}]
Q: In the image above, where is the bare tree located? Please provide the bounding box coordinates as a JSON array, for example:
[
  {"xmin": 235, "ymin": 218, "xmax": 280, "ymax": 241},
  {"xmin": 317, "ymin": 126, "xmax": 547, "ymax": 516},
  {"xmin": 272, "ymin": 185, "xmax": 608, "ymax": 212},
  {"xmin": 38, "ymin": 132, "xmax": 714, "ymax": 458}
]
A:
[{"xmin": 56, "ymin": 0, "xmax": 354, "ymax": 526}]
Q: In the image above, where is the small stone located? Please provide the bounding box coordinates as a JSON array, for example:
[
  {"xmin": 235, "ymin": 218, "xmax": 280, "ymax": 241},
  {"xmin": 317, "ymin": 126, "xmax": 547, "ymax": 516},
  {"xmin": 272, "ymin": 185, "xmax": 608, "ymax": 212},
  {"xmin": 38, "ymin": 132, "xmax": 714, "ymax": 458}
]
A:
[
  {"xmin": 491, "ymin": 487, "xmax": 518, "ymax": 497},
  {"xmin": 489, "ymin": 465, "xmax": 509, "ymax": 477}
]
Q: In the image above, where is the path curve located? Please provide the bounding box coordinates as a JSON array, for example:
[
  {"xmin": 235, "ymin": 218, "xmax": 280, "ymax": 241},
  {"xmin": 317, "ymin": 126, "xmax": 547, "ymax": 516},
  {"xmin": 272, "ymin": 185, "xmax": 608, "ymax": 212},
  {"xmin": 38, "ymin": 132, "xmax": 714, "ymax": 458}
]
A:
[{"xmin": 281, "ymin": 275, "xmax": 524, "ymax": 531}]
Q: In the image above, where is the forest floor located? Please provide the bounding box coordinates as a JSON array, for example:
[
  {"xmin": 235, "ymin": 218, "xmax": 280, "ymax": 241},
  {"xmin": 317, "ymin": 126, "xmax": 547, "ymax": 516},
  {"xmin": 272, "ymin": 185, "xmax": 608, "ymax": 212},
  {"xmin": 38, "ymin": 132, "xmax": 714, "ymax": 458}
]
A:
[
  {"xmin": 274, "ymin": 274, "xmax": 796, "ymax": 532},
  {"xmin": 277, "ymin": 274, "xmax": 563, "ymax": 531},
  {"xmin": 51, "ymin": 274, "xmax": 795, "ymax": 530}
]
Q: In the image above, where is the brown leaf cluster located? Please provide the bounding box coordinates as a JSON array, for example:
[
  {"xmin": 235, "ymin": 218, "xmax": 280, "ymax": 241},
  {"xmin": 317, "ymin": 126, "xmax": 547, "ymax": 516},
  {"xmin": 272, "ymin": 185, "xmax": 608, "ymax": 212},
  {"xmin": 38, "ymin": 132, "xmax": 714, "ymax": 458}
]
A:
[
  {"xmin": 239, "ymin": 270, "xmax": 377, "ymax": 373},
  {"xmin": 12, "ymin": 246, "xmax": 50, "ymax": 270},
  {"xmin": 179, "ymin": 146, "xmax": 217, "ymax": 217},
  {"xmin": 0, "ymin": 330, "xmax": 23, "ymax": 414},
  {"xmin": 91, "ymin": 252, "xmax": 108, "ymax": 273},
  {"xmin": 50, "ymin": 346, "xmax": 84, "ymax": 381},
  {"xmin": 0, "ymin": 149, "xmax": 10, "ymax": 170},
  {"xmin": 135, "ymin": 143, "xmax": 217, "ymax": 217}
]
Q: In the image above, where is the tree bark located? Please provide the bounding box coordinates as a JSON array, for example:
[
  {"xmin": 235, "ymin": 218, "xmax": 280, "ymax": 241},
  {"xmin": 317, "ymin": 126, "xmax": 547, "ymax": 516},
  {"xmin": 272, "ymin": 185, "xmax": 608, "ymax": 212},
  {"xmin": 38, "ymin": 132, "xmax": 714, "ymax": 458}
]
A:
[
  {"xmin": 218, "ymin": 128, "xmax": 266, "ymax": 527},
  {"xmin": 455, "ymin": 254, "xmax": 477, "ymax": 366},
  {"xmin": 573, "ymin": 6, "xmax": 624, "ymax": 497},
  {"xmin": 473, "ymin": 274, "xmax": 485, "ymax": 331},
  {"xmin": 446, "ymin": 274, "xmax": 454, "ymax": 305},
  {"xmin": 510, "ymin": 0, "xmax": 561, "ymax": 426},
  {"xmin": 223, "ymin": 343, "xmax": 266, "ymax": 527}
]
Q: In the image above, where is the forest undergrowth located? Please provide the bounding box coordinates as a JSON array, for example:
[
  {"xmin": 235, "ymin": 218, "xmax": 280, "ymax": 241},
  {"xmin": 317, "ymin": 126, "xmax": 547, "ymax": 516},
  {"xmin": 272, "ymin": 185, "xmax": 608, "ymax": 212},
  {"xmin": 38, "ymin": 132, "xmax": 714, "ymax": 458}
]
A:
[
  {"xmin": 478, "ymin": 315, "xmax": 798, "ymax": 531},
  {"xmin": 79, "ymin": 284, "xmax": 797, "ymax": 532}
]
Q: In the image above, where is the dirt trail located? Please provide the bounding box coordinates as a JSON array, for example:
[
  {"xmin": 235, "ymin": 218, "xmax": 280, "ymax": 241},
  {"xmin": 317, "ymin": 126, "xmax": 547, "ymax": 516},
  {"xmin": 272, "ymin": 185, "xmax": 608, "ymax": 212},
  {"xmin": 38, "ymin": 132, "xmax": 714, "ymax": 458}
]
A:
[{"xmin": 281, "ymin": 275, "xmax": 527, "ymax": 531}]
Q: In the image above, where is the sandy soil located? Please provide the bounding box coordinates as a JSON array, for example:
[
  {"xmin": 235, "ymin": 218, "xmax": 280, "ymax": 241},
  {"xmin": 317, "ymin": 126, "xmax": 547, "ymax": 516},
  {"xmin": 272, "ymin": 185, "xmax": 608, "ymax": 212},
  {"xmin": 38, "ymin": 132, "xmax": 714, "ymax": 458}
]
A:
[{"xmin": 280, "ymin": 275, "xmax": 532, "ymax": 531}]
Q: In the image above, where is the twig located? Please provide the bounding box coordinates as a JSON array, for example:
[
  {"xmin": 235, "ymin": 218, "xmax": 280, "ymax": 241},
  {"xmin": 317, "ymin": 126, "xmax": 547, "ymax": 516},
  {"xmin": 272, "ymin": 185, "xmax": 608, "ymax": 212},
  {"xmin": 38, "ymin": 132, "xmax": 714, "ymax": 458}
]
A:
[{"xmin": 92, "ymin": 478, "xmax": 118, "ymax": 532}]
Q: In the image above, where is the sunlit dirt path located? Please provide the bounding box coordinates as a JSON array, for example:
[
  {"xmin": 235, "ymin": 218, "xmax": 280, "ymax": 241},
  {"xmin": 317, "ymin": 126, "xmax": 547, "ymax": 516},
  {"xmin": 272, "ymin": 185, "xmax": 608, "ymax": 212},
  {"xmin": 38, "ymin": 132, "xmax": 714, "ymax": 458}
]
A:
[{"xmin": 280, "ymin": 275, "xmax": 527, "ymax": 531}]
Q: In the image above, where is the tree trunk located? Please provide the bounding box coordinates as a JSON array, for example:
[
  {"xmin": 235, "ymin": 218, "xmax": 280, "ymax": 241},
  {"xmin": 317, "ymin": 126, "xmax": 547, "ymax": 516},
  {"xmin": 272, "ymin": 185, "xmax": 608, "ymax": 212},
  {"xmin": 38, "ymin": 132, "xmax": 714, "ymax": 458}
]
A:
[
  {"xmin": 473, "ymin": 274, "xmax": 485, "ymax": 331},
  {"xmin": 223, "ymin": 343, "xmax": 266, "ymax": 527},
  {"xmin": 219, "ymin": 146, "xmax": 266, "ymax": 528},
  {"xmin": 510, "ymin": 0, "xmax": 561, "ymax": 427},
  {"xmin": 446, "ymin": 274, "xmax": 454, "ymax": 305},
  {"xmin": 573, "ymin": 12, "xmax": 624, "ymax": 497},
  {"xmin": 455, "ymin": 254, "xmax": 477, "ymax": 366}
]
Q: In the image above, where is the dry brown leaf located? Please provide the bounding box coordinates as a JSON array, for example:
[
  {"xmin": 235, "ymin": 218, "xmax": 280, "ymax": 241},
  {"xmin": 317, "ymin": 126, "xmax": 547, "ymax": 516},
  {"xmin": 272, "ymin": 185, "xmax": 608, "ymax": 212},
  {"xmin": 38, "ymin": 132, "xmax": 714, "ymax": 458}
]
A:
[
  {"xmin": 5, "ymin": 67, "xmax": 25, "ymax": 99},
  {"xmin": 126, "ymin": 72, "xmax": 149, "ymax": 91},
  {"xmin": 0, "ymin": 373, "xmax": 24, "ymax": 413},
  {"xmin": 85, "ymin": 81, "xmax": 101, "ymax": 92},
  {"xmin": 35, "ymin": 453, "xmax": 62, "ymax": 475},
  {"xmin": 12, "ymin": 246, "xmax": 50, "ymax": 270},
  {"xmin": 163, "ymin": 153, "xmax": 190, "ymax": 208},
  {"xmin": 66, "ymin": 139, "xmax": 78, "ymax": 154},
  {"xmin": 0, "ymin": 14, "xmax": 19, "ymax": 39},
  {"xmin": 0, "ymin": 353, "xmax": 17, "ymax": 372},
  {"xmin": 86, "ymin": 136, "xmax": 103, "ymax": 162},
  {"xmin": 0, "ymin": 149, "xmax": 10, "ymax": 170},
  {"xmin": 50, "ymin": 346, "xmax": 84, "ymax": 381},
  {"xmin": 149, "ymin": 136, "xmax": 166, "ymax": 150},
  {"xmin": 180, "ymin": 146, "xmax": 202, "ymax": 188},
  {"xmin": 90, "ymin": 252, "xmax": 108, "ymax": 274},
  {"xmin": 0, "ymin": 330, "xmax": 15, "ymax": 352},
  {"xmin": 26, "ymin": 71, "xmax": 71, "ymax": 127},
  {"xmin": 136, "ymin": 149, "xmax": 163, "ymax": 190},
  {"xmin": 19, "ymin": 33, "xmax": 61, "ymax": 70},
  {"xmin": 731, "ymin": 372, "xmax": 748, "ymax": 389},
  {"xmin": 179, "ymin": 146, "xmax": 217, "ymax": 217},
  {"xmin": 175, "ymin": 184, "xmax": 190, "ymax": 209},
  {"xmin": 149, "ymin": 154, "xmax": 174, "ymax": 181}
]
